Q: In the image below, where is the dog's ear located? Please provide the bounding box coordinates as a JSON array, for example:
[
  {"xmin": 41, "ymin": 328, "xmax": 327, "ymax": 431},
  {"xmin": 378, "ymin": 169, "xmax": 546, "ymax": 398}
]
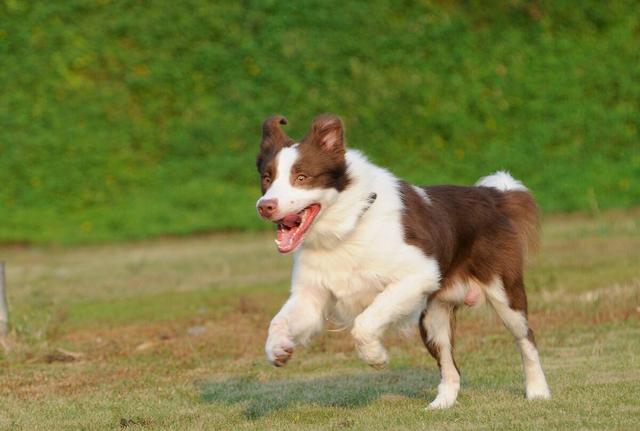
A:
[
  {"xmin": 260, "ymin": 115, "xmax": 293, "ymax": 151},
  {"xmin": 257, "ymin": 115, "xmax": 293, "ymax": 171},
  {"xmin": 308, "ymin": 114, "xmax": 345, "ymax": 155}
]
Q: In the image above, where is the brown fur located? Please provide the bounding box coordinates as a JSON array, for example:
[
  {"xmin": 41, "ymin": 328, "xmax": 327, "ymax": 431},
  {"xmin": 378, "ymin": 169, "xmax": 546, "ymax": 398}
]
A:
[
  {"xmin": 527, "ymin": 328, "xmax": 537, "ymax": 346},
  {"xmin": 256, "ymin": 115, "xmax": 294, "ymax": 194},
  {"xmin": 256, "ymin": 114, "xmax": 351, "ymax": 194},
  {"xmin": 405, "ymin": 182, "xmax": 539, "ymax": 376},
  {"xmin": 292, "ymin": 115, "xmax": 350, "ymax": 191},
  {"xmin": 400, "ymin": 182, "xmax": 539, "ymax": 312},
  {"xmin": 418, "ymin": 308, "xmax": 440, "ymax": 364}
]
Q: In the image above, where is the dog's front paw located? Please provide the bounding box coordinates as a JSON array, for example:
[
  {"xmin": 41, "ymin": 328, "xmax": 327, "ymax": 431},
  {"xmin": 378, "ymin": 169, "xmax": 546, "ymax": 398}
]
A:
[
  {"xmin": 351, "ymin": 321, "xmax": 389, "ymax": 369},
  {"xmin": 353, "ymin": 336, "xmax": 389, "ymax": 369},
  {"xmin": 265, "ymin": 336, "xmax": 295, "ymax": 367},
  {"xmin": 358, "ymin": 341, "xmax": 389, "ymax": 369}
]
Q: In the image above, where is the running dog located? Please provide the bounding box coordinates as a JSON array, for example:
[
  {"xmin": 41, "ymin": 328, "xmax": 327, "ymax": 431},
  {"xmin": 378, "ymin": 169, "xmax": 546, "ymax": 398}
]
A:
[{"xmin": 255, "ymin": 114, "xmax": 550, "ymax": 409}]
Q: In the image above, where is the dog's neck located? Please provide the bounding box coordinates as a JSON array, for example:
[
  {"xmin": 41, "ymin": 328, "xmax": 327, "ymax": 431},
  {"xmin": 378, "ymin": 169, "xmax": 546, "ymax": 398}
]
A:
[{"xmin": 300, "ymin": 150, "xmax": 382, "ymax": 251}]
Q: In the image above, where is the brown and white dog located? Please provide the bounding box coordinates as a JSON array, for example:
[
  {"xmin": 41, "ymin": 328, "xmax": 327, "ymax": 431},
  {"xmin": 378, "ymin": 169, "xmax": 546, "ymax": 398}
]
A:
[{"xmin": 255, "ymin": 114, "xmax": 550, "ymax": 409}]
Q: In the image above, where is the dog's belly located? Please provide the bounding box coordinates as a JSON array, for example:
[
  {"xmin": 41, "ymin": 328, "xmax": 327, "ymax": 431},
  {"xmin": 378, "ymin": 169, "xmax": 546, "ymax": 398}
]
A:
[{"xmin": 433, "ymin": 277, "xmax": 486, "ymax": 307}]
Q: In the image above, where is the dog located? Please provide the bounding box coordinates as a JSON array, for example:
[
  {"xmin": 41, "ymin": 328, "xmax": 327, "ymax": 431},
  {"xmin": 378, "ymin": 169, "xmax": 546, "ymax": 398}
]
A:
[{"xmin": 255, "ymin": 114, "xmax": 550, "ymax": 409}]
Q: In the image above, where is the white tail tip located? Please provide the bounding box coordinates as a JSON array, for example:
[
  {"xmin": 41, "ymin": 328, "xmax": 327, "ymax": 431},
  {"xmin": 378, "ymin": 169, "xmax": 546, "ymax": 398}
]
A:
[{"xmin": 476, "ymin": 170, "xmax": 527, "ymax": 192}]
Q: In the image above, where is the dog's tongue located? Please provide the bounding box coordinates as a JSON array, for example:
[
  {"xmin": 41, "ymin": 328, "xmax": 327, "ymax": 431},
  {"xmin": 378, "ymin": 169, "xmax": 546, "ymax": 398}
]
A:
[
  {"xmin": 275, "ymin": 204, "xmax": 321, "ymax": 253},
  {"xmin": 276, "ymin": 213, "xmax": 301, "ymax": 252},
  {"xmin": 281, "ymin": 213, "xmax": 301, "ymax": 228}
]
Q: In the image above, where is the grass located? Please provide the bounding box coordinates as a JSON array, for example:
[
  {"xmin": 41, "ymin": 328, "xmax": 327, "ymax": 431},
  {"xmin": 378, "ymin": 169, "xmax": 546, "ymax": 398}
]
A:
[
  {"xmin": 1, "ymin": 0, "xmax": 640, "ymax": 243},
  {"xmin": 0, "ymin": 208, "xmax": 638, "ymax": 429}
]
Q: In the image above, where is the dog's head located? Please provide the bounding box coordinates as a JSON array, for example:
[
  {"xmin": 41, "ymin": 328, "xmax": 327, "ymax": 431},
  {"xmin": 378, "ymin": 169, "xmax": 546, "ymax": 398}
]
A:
[{"xmin": 256, "ymin": 114, "xmax": 350, "ymax": 253}]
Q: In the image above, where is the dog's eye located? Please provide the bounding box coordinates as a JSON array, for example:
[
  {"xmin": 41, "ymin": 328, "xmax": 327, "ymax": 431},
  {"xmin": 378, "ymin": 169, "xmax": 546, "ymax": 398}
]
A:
[{"xmin": 296, "ymin": 174, "xmax": 307, "ymax": 182}]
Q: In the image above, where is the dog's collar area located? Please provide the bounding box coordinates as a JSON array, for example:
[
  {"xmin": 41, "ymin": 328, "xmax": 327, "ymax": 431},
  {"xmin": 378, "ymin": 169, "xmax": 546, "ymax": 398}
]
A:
[{"xmin": 358, "ymin": 192, "xmax": 377, "ymax": 218}]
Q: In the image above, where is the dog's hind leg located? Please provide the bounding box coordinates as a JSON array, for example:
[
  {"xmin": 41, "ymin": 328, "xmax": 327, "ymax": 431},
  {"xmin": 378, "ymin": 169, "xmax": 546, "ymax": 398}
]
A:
[
  {"xmin": 420, "ymin": 299, "xmax": 460, "ymax": 409},
  {"xmin": 485, "ymin": 277, "xmax": 551, "ymax": 400}
]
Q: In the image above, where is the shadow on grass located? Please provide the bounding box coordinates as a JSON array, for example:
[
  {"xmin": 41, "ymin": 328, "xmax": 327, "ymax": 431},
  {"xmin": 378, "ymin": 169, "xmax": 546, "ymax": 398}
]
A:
[{"xmin": 201, "ymin": 367, "xmax": 437, "ymax": 419}]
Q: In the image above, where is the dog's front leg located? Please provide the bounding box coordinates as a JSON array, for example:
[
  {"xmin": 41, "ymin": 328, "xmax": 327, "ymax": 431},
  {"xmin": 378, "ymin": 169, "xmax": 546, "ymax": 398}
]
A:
[
  {"xmin": 265, "ymin": 284, "xmax": 330, "ymax": 367},
  {"xmin": 351, "ymin": 272, "xmax": 438, "ymax": 368}
]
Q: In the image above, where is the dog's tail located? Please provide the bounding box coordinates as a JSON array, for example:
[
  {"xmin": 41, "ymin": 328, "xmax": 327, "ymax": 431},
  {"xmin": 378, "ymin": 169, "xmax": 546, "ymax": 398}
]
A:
[{"xmin": 476, "ymin": 171, "xmax": 540, "ymax": 254}]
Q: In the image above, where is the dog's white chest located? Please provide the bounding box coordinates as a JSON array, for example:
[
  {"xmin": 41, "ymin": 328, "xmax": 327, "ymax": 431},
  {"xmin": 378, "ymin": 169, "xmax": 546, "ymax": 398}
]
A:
[
  {"xmin": 329, "ymin": 268, "xmax": 388, "ymax": 323},
  {"xmin": 297, "ymin": 244, "xmax": 392, "ymax": 324}
]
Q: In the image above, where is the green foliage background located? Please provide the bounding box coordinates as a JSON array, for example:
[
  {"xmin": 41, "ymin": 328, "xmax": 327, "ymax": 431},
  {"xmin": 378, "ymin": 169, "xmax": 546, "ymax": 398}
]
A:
[{"xmin": 1, "ymin": 0, "xmax": 639, "ymax": 243}]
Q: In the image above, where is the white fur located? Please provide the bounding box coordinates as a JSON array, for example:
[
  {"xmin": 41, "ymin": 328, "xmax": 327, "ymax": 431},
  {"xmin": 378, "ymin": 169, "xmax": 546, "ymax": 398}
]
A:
[
  {"xmin": 484, "ymin": 279, "xmax": 551, "ymax": 400},
  {"xmin": 476, "ymin": 170, "xmax": 527, "ymax": 192},
  {"xmin": 422, "ymin": 300, "xmax": 460, "ymax": 409},
  {"xmin": 412, "ymin": 185, "xmax": 431, "ymax": 205}
]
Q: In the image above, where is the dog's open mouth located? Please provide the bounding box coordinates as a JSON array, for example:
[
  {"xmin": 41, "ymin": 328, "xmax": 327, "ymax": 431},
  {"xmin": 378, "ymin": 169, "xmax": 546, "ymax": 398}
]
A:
[{"xmin": 274, "ymin": 204, "xmax": 321, "ymax": 253}]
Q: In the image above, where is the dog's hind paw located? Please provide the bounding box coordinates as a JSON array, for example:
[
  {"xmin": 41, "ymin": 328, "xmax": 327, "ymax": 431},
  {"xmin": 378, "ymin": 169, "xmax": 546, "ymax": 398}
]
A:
[
  {"xmin": 426, "ymin": 396, "xmax": 455, "ymax": 410},
  {"xmin": 526, "ymin": 384, "xmax": 551, "ymax": 400},
  {"xmin": 426, "ymin": 382, "xmax": 459, "ymax": 410}
]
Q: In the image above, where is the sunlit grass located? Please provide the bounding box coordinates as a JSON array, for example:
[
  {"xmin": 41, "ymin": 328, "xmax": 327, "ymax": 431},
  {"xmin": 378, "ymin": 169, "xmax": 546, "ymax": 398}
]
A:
[{"xmin": 0, "ymin": 209, "xmax": 638, "ymax": 429}]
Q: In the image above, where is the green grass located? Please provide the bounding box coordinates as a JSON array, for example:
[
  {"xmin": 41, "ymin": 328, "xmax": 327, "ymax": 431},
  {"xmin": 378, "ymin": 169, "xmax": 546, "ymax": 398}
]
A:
[
  {"xmin": 200, "ymin": 324, "xmax": 640, "ymax": 430},
  {"xmin": 0, "ymin": 208, "xmax": 638, "ymax": 429},
  {"xmin": 1, "ymin": 1, "xmax": 639, "ymax": 243}
]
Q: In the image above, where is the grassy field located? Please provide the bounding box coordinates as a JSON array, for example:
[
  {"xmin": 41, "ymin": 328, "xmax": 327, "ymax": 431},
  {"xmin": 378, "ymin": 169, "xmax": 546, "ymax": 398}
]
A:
[
  {"xmin": 2, "ymin": 0, "xmax": 639, "ymax": 243},
  {"xmin": 0, "ymin": 208, "xmax": 638, "ymax": 429}
]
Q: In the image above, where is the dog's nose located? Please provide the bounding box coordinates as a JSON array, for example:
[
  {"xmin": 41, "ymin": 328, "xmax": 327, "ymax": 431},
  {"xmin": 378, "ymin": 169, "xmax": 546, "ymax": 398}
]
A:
[{"xmin": 258, "ymin": 198, "xmax": 278, "ymax": 218}]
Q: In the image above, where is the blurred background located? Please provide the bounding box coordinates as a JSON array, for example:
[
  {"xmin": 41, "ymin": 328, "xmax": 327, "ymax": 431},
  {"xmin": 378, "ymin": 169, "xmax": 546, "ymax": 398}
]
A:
[
  {"xmin": 1, "ymin": 0, "xmax": 638, "ymax": 244},
  {"xmin": 1, "ymin": 2, "xmax": 639, "ymax": 428}
]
